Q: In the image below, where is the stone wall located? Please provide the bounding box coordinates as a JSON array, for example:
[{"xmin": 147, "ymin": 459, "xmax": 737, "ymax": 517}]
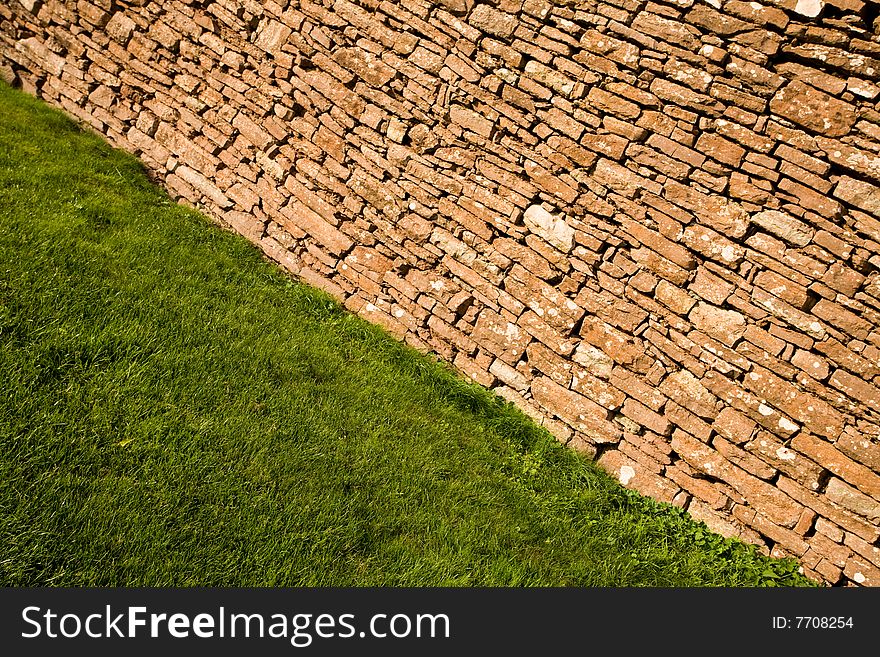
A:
[{"xmin": 3, "ymin": 0, "xmax": 880, "ymax": 586}]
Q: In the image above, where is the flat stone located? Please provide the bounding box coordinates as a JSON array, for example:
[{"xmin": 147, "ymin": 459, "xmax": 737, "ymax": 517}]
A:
[
  {"xmin": 826, "ymin": 477, "xmax": 880, "ymax": 521},
  {"xmin": 750, "ymin": 210, "xmax": 814, "ymax": 247},
  {"xmin": 660, "ymin": 370, "xmax": 718, "ymax": 419},
  {"xmin": 834, "ymin": 176, "xmax": 880, "ymax": 218},
  {"xmin": 689, "ymin": 302, "xmax": 747, "ymax": 347},
  {"xmin": 770, "ymin": 80, "xmax": 856, "ymax": 138}
]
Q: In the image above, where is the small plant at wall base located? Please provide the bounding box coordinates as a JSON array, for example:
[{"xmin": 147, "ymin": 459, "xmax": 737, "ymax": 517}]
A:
[{"xmin": 0, "ymin": 82, "xmax": 815, "ymax": 587}]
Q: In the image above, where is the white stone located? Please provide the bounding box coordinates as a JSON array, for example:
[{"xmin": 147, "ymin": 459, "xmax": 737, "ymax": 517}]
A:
[
  {"xmin": 523, "ymin": 204, "xmax": 575, "ymax": 253},
  {"xmin": 794, "ymin": 0, "xmax": 823, "ymax": 17}
]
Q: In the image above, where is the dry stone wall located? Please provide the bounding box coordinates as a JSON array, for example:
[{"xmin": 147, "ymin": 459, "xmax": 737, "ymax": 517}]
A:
[{"xmin": 4, "ymin": 0, "xmax": 880, "ymax": 586}]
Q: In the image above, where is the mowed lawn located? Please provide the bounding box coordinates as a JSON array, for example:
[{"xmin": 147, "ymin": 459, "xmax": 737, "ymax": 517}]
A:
[{"xmin": 0, "ymin": 82, "xmax": 814, "ymax": 586}]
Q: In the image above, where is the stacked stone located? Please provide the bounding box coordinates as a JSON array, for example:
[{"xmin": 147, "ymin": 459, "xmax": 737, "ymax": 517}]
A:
[{"xmin": 3, "ymin": 0, "xmax": 880, "ymax": 585}]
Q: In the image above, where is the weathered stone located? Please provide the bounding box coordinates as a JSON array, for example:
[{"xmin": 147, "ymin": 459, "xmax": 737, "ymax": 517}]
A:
[
  {"xmin": 580, "ymin": 30, "xmax": 639, "ymax": 69},
  {"xmin": 746, "ymin": 432, "xmax": 824, "ymax": 491},
  {"xmin": 489, "ymin": 358, "xmax": 529, "ymax": 392},
  {"xmin": 833, "ymin": 176, "xmax": 880, "ymax": 218},
  {"xmin": 17, "ymin": 0, "xmax": 43, "ymax": 13},
  {"xmin": 664, "ymin": 59, "xmax": 713, "ymax": 93},
  {"xmin": 689, "ymin": 302, "xmax": 747, "ymax": 347},
  {"xmin": 506, "ymin": 267, "xmax": 584, "ymax": 333},
  {"xmin": 845, "ymin": 556, "xmax": 880, "ymax": 587},
  {"xmin": 818, "ymin": 138, "xmax": 880, "ymax": 184},
  {"xmin": 592, "ymin": 158, "xmax": 660, "ymax": 198},
  {"xmin": 754, "ymin": 270, "xmax": 809, "ymax": 309},
  {"xmin": 15, "ymin": 37, "xmax": 65, "ymax": 76},
  {"xmin": 778, "ymin": 476, "xmax": 880, "ymax": 544},
  {"xmin": 681, "ymin": 224, "xmax": 746, "ymax": 267},
  {"xmin": 696, "ymin": 132, "xmax": 746, "ymax": 167},
  {"xmin": 0, "ymin": 62, "xmax": 14, "ymax": 85},
  {"xmin": 651, "ymin": 78, "xmax": 724, "ymax": 115},
  {"xmin": 750, "ymin": 210, "xmax": 813, "ymax": 247},
  {"xmin": 752, "ymin": 288, "xmax": 826, "ymax": 340},
  {"xmin": 438, "ymin": 0, "xmax": 474, "ymax": 14},
  {"xmin": 173, "ymin": 166, "xmax": 231, "ymax": 209},
  {"xmin": 580, "ymin": 317, "xmax": 653, "ymax": 373},
  {"xmin": 587, "ymin": 88, "xmax": 640, "ymax": 121},
  {"xmin": 689, "ymin": 269, "xmax": 733, "ymax": 306},
  {"xmin": 829, "ymin": 369, "xmax": 880, "ymax": 408},
  {"xmin": 621, "ymin": 398, "xmax": 672, "ymax": 436},
  {"xmin": 572, "ymin": 343, "xmax": 614, "ymax": 379},
  {"xmin": 655, "ymin": 279, "xmax": 697, "ymax": 315},
  {"xmin": 469, "ymin": 5, "xmax": 517, "ymax": 39},
  {"xmin": 791, "ymin": 349, "xmax": 829, "ymax": 380},
  {"xmin": 106, "ymin": 12, "xmax": 136, "ymax": 45},
  {"xmin": 744, "ymin": 366, "xmax": 846, "ymax": 440},
  {"xmin": 620, "ymin": 218, "xmax": 695, "ymax": 270},
  {"xmin": 826, "ymin": 478, "xmax": 880, "ymax": 522},
  {"xmin": 449, "ymin": 105, "xmax": 494, "ymax": 138},
  {"xmin": 386, "ymin": 119, "xmax": 407, "ymax": 143},
  {"xmin": 280, "ymin": 201, "xmax": 352, "ymax": 255},
  {"xmin": 812, "ymin": 300, "xmax": 872, "ymax": 340},
  {"xmin": 725, "ymin": 0, "xmax": 789, "ymax": 29},
  {"xmin": 713, "ymin": 407, "xmax": 757, "ymax": 444},
  {"xmin": 770, "ymin": 81, "xmax": 856, "ymax": 138},
  {"xmin": 253, "ymin": 19, "xmax": 292, "ymax": 55},
  {"xmin": 598, "ymin": 449, "xmax": 680, "ymax": 504},
  {"xmin": 686, "ymin": 5, "xmax": 751, "ymax": 36},
  {"xmin": 518, "ymin": 311, "xmax": 576, "ymax": 356},
  {"xmin": 527, "ymin": 342, "xmax": 571, "ymax": 386},
  {"xmin": 715, "ymin": 435, "xmax": 777, "ymax": 481},
  {"xmin": 665, "ymin": 181, "xmax": 749, "ymax": 239},
  {"xmin": 660, "ymin": 370, "xmax": 718, "ymax": 420},
  {"xmin": 571, "ymin": 365, "xmax": 625, "ymax": 410},
  {"xmin": 233, "ymin": 112, "xmax": 272, "ymax": 150},
  {"xmin": 837, "ymin": 429, "xmax": 880, "ymax": 473},
  {"xmin": 632, "ymin": 12, "xmax": 700, "ymax": 50},
  {"xmin": 822, "ymin": 262, "xmax": 865, "ymax": 297}
]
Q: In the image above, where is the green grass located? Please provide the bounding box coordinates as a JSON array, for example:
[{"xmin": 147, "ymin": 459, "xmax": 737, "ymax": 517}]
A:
[{"xmin": 0, "ymin": 81, "xmax": 815, "ymax": 587}]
